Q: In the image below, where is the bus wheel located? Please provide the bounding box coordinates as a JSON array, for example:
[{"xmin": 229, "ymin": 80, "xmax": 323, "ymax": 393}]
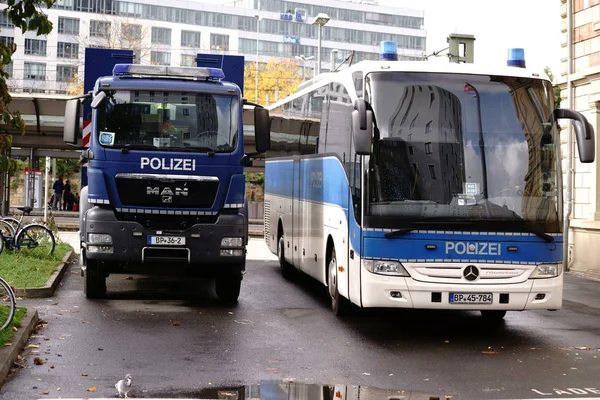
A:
[
  {"xmin": 328, "ymin": 247, "xmax": 351, "ymax": 316},
  {"xmin": 278, "ymin": 236, "xmax": 294, "ymax": 279},
  {"xmin": 480, "ymin": 310, "xmax": 507, "ymax": 320}
]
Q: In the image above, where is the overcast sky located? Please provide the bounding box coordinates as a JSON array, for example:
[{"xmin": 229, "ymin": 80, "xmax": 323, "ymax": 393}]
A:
[{"xmin": 198, "ymin": 0, "xmax": 563, "ymax": 77}]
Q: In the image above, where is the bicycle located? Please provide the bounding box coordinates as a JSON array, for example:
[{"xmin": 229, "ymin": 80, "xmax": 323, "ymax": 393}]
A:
[
  {"xmin": 0, "ymin": 273, "xmax": 16, "ymax": 330},
  {"xmin": 0, "ymin": 207, "xmax": 56, "ymax": 256}
]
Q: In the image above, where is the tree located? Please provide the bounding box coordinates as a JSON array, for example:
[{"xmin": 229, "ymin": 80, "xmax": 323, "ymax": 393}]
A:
[
  {"xmin": 544, "ymin": 67, "xmax": 562, "ymax": 109},
  {"xmin": 0, "ymin": 0, "xmax": 55, "ymax": 175},
  {"xmin": 244, "ymin": 58, "xmax": 303, "ymax": 105}
]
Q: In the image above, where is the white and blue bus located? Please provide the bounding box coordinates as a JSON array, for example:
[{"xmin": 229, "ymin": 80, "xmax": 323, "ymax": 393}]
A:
[{"xmin": 263, "ymin": 43, "xmax": 595, "ymax": 318}]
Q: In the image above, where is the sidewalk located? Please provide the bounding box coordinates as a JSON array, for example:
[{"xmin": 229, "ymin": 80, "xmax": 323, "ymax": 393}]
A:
[{"xmin": 564, "ymin": 273, "xmax": 600, "ymax": 311}]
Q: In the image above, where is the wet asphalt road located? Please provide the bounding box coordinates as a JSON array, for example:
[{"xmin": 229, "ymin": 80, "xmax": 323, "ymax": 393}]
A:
[{"xmin": 1, "ymin": 242, "xmax": 600, "ymax": 400}]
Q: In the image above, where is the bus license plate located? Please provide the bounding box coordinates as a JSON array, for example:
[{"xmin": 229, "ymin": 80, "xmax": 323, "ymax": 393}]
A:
[
  {"xmin": 449, "ymin": 293, "xmax": 493, "ymax": 304},
  {"xmin": 148, "ymin": 236, "xmax": 186, "ymax": 246}
]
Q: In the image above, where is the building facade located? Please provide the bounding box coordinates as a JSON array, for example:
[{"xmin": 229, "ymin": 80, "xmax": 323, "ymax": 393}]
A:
[
  {"xmin": 0, "ymin": 0, "xmax": 426, "ymax": 95},
  {"xmin": 559, "ymin": 0, "xmax": 600, "ymax": 277}
]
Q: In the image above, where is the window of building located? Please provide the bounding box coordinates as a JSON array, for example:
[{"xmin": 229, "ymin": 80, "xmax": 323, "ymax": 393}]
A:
[
  {"xmin": 151, "ymin": 27, "xmax": 171, "ymax": 45},
  {"xmin": 122, "ymin": 23, "xmax": 142, "ymax": 40},
  {"xmin": 57, "ymin": 42, "xmax": 79, "ymax": 59},
  {"xmin": 210, "ymin": 34, "xmax": 229, "ymax": 51},
  {"xmin": 181, "ymin": 54, "xmax": 195, "ymax": 66},
  {"xmin": 425, "ymin": 142, "xmax": 432, "ymax": 154},
  {"xmin": 181, "ymin": 31, "xmax": 201, "ymax": 48},
  {"xmin": 428, "ymin": 164, "xmax": 436, "ymax": 179},
  {"xmin": 0, "ymin": 13, "xmax": 14, "ymax": 28},
  {"xmin": 151, "ymin": 51, "xmax": 171, "ymax": 65},
  {"xmin": 408, "ymin": 145, "xmax": 414, "ymax": 155},
  {"xmin": 24, "ymin": 62, "xmax": 46, "ymax": 80},
  {"xmin": 0, "ymin": 36, "xmax": 14, "ymax": 46},
  {"xmin": 56, "ymin": 65, "xmax": 78, "ymax": 81},
  {"xmin": 425, "ymin": 120, "xmax": 432, "ymax": 134},
  {"xmin": 90, "ymin": 20, "xmax": 110, "ymax": 38},
  {"xmin": 58, "ymin": 17, "xmax": 79, "ymax": 34},
  {"xmin": 24, "ymin": 39, "xmax": 47, "ymax": 56}
]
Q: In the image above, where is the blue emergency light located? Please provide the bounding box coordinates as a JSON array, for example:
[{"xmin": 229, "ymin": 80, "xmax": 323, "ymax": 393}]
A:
[
  {"xmin": 112, "ymin": 64, "xmax": 225, "ymax": 80},
  {"xmin": 379, "ymin": 41, "xmax": 398, "ymax": 61},
  {"xmin": 507, "ymin": 48, "xmax": 526, "ymax": 68}
]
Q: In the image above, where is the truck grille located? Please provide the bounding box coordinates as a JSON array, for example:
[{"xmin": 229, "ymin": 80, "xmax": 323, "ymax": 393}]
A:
[{"xmin": 115, "ymin": 173, "xmax": 219, "ymax": 209}]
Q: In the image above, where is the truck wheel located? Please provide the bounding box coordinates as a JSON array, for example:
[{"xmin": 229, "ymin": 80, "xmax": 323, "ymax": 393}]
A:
[
  {"xmin": 84, "ymin": 259, "xmax": 107, "ymax": 299},
  {"xmin": 278, "ymin": 236, "xmax": 294, "ymax": 279},
  {"xmin": 328, "ymin": 247, "xmax": 352, "ymax": 316},
  {"xmin": 215, "ymin": 273, "xmax": 242, "ymax": 303}
]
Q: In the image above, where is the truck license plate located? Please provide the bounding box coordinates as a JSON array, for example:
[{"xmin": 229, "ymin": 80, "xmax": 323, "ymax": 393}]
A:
[
  {"xmin": 449, "ymin": 293, "xmax": 493, "ymax": 304},
  {"xmin": 148, "ymin": 236, "xmax": 186, "ymax": 246}
]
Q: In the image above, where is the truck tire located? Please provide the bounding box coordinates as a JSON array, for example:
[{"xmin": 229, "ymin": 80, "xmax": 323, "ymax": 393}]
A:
[
  {"xmin": 84, "ymin": 259, "xmax": 107, "ymax": 299},
  {"xmin": 215, "ymin": 273, "xmax": 242, "ymax": 303}
]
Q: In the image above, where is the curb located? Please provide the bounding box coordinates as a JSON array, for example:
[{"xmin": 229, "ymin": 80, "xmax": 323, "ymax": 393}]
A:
[
  {"xmin": 0, "ymin": 307, "xmax": 40, "ymax": 386},
  {"xmin": 15, "ymin": 250, "xmax": 74, "ymax": 299}
]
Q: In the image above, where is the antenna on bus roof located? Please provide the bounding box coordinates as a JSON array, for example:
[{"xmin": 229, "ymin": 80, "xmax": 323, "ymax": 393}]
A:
[{"xmin": 333, "ymin": 51, "xmax": 355, "ymax": 72}]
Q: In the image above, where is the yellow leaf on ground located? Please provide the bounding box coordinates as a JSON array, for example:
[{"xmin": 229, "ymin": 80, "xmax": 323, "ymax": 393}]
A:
[{"xmin": 88, "ymin": 386, "xmax": 97, "ymax": 392}]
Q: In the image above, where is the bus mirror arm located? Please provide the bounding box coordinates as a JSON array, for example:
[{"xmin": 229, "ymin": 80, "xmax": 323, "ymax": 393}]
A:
[
  {"xmin": 353, "ymin": 99, "xmax": 373, "ymax": 155},
  {"xmin": 553, "ymin": 108, "xmax": 595, "ymax": 163}
]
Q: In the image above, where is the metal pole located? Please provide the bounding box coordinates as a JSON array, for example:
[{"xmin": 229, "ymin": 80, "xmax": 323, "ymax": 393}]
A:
[
  {"xmin": 255, "ymin": 17, "xmax": 259, "ymax": 103},
  {"xmin": 317, "ymin": 25, "xmax": 322, "ymax": 75},
  {"xmin": 564, "ymin": 0, "xmax": 573, "ymax": 272},
  {"xmin": 44, "ymin": 156, "xmax": 49, "ymax": 223}
]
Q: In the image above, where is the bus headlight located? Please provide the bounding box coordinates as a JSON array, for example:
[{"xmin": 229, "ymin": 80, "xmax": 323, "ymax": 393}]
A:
[
  {"xmin": 530, "ymin": 263, "xmax": 562, "ymax": 279},
  {"xmin": 363, "ymin": 259, "xmax": 410, "ymax": 277}
]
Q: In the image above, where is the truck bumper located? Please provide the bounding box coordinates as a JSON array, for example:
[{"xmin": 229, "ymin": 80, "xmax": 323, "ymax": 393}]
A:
[{"xmin": 83, "ymin": 206, "xmax": 246, "ymax": 274}]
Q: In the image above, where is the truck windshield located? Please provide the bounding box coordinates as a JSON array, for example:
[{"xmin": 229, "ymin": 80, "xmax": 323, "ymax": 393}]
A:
[
  {"xmin": 96, "ymin": 90, "xmax": 239, "ymax": 153},
  {"xmin": 365, "ymin": 71, "xmax": 562, "ymax": 233}
]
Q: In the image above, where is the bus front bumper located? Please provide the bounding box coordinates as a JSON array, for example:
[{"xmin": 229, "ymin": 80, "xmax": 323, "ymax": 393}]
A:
[{"xmin": 360, "ymin": 273, "xmax": 563, "ymax": 310}]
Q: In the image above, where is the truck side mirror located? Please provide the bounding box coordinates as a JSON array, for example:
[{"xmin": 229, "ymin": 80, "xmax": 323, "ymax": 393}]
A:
[
  {"xmin": 352, "ymin": 99, "xmax": 373, "ymax": 155},
  {"xmin": 553, "ymin": 108, "xmax": 595, "ymax": 163},
  {"xmin": 64, "ymin": 98, "xmax": 82, "ymax": 144},
  {"xmin": 254, "ymin": 107, "xmax": 271, "ymax": 153},
  {"xmin": 91, "ymin": 91, "xmax": 107, "ymax": 109}
]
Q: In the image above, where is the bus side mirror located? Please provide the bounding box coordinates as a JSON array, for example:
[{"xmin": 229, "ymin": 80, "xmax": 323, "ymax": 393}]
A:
[
  {"xmin": 64, "ymin": 99, "xmax": 82, "ymax": 145},
  {"xmin": 554, "ymin": 108, "xmax": 595, "ymax": 163},
  {"xmin": 254, "ymin": 107, "xmax": 271, "ymax": 153},
  {"xmin": 353, "ymin": 99, "xmax": 373, "ymax": 155}
]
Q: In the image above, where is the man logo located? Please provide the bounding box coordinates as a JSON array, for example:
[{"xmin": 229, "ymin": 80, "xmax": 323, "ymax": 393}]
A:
[
  {"xmin": 162, "ymin": 196, "xmax": 173, "ymax": 204},
  {"xmin": 463, "ymin": 265, "xmax": 479, "ymax": 281}
]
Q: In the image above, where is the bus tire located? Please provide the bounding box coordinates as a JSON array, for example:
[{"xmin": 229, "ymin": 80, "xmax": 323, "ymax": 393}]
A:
[
  {"xmin": 84, "ymin": 259, "xmax": 107, "ymax": 299},
  {"xmin": 328, "ymin": 247, "xmax": 351, "ymax": 316},
  {"xmin": 480, "ymin": 310, "xmax": 507, "ymax": 320},
  {"xmin": 278, "ymin": 236, "xmax": 294, "ymax": 279}
]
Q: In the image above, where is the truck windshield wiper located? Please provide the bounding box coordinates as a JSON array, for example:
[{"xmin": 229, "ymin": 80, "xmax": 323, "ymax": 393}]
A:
[
  {"xmin": 383, "ymin": 219, "xmax": 554, "ymax": 242},
  {"xmin": 178, "ymin": 146, "xmax": 218, "ymax": 153},
  {"xmin": 114, "ymin": 144, "xmax": 159, "ymax": 153}
]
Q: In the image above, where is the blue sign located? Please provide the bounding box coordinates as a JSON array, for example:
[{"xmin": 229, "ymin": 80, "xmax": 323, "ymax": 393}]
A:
[
  {"xmin": 280, "ymin": 12, "xmax": 294, "ymax": 21},
  {"xmin": 280, "ymin": 8, "xmax": 306, "ymax": 22},
  {"xmin": 283, "ymin": 35, "xmax": 300, "ymax": 45}
]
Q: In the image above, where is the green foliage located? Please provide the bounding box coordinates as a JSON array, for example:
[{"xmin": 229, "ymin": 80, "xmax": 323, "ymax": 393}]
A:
[
  {"xmin": 246, "ymin": 172, "xmax": 264, "ymax": 185},
  {"xmin": 0, "ymin": 0, "xmax": 56, "ymax": 174},
  {"xmin": 39, "ymin": 158, "xmax": 80, "ymax": 178},
  {"xmin": 544, "ymin": 66, "xmax": 562, "ymax": 109}
]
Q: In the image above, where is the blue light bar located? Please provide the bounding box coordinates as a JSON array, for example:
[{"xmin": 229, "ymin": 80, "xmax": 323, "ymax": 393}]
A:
[
  {"xmin": 379, "ymin": 41, "xmax": 398, "ymax": 61},
  {"xmin": 112, "ymin": 64, "xmax": 225, "ymax": 80},
  {"xmin": 507, "ymin": 48, "xmax": 526, "ymax": 68}
]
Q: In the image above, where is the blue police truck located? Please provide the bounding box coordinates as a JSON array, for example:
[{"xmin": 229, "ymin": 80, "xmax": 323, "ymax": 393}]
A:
[{"xmin": 64, "ymin": 49, "xmax": 270, "ymax": 301}]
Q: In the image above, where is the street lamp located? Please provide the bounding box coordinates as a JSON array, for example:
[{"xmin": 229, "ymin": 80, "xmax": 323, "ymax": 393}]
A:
[
  {"xmin": 312, "ymin": 13, "xmax": 330, "ymax": 76},
  {"xmin": 295, "ymin": 55, "xmax": 314, "ymax": 80},
  {"xmin": 255, "ymin": 14, "xmax": 261, "ymax": 103}
]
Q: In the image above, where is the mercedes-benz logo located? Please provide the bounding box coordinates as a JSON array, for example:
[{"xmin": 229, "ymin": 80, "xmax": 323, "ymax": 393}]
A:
[{"xmin": 463, "ymin": 265, "xmax": 479, "ymax": 281}]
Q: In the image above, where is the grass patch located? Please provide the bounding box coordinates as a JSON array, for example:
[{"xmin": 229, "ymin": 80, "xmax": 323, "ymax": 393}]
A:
[
  {"xmin": 0, "ymin": 244, "xmax": 72, "ymax": 288},
  {"xmin": 0, "ymin": 307, "xmax": 26, "ymax": 348}
]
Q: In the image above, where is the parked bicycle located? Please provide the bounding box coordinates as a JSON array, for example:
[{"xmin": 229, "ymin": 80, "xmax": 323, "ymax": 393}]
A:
[
  {"xmin": 0, "ymin": 272, "xmax": 16, "ymax": 330},
  {"xmin": 0, "ymin": 207, "xmax": 56, "ymax": 256}
]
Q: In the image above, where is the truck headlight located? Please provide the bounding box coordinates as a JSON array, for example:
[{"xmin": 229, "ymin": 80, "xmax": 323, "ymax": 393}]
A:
[
  {"xmin": 221, "ymin": 237, "xmax": 243, "ymax": 247},
  {"xmin": 88, "ymin": 233, "xmax": 112, "ymax": 244},
  {"xmin": 362, "ymin": 259, "xmax": 410, "ymax": 277},
  {"xmin": 530, "ymin": 263, "xmax": 561, "ymax": 279}
]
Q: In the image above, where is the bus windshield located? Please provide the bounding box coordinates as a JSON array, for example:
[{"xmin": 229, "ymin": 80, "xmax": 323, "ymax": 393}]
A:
[
  {"xmin": 96, "ymin": 90, "xmax": 239, "ymax": 153},
  {"xmin": 366, "ymin": 71, "xmax": 561, "ymax": 233}
]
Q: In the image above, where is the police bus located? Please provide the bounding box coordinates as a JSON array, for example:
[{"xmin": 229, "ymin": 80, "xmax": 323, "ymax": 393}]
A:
[{"xmin": 262, "ymin": 42, "xmax": 595, "ymax": 318}]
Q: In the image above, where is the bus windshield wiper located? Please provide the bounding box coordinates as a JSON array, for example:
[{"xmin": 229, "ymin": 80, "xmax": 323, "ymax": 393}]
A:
[
  {"xmin": 510, "ymin": 220, "xmax": 554, "ymax": 242},
  {"xmin": 384, "ymin": 221, "xmax": 470, "ymax": 238}
]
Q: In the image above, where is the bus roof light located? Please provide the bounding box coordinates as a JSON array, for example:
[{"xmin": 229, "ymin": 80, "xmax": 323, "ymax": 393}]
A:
[
  {"xmin": 112, "ymin": 64, "xmax": 225, "ymax": 81},
  {"xmin": 379, "ymin": 41, "xmax": 398, "ymax": 61},
  {"xmin": 507, "ymin": 48, "xmax": 526, "ymax": 68}
]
